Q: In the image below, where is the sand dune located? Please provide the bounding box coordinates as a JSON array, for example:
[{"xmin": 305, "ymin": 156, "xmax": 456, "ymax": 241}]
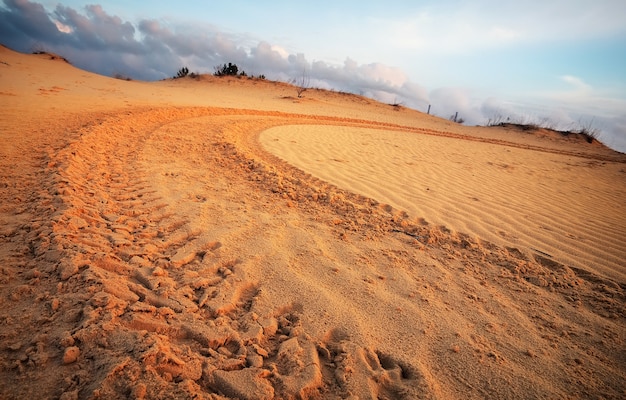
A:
[
  {"xmin": 260, "ymin": 124, "xmax": 626, "ymax": 281},
  {"xmin": 1, "ymin": 45, "xmax": 625, "ymax": 399}
]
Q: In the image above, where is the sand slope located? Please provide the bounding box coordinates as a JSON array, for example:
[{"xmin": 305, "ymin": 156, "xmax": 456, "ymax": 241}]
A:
[
  {"xmin": 1, "ymin": 46, "xmax": 625, "ymax": 399},
  {"xmin": 260, "ymin": 124, "xmax": 626, "ymax": 282}
]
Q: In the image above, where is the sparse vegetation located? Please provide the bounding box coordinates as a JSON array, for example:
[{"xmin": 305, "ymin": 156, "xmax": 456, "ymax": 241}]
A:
[
  {"xmin": 213, "ymin": 62, "xmax": 264, "ymax": 79},
  {"xmin": 389, "ymin": 98, "xmax": 404, "ymax": 110},
  {"xmin": 575, "ymin": 118, "xmax": 600, "ymax": 143},
  {"xmin": 291, "ymin": 68, "xmax": 310, "ymax": 98},
  {"xmin": 214, "ymin": 62, "xmax": 239, "ymax": 76},
  {"xmin": 113, "ymin": 72, "xmax": 132, "ymax": 81},
  {"xmin": 175, "ymin": 66, "xmax": 189, "ymax": 78},
  {"xmin": 30, "ymin": 44, "xmax": 70, "ymax": 64},
  {"xmin": 450, "ymin": 112, "xmax": 465, "ymax": 124},
  {"xmin": 486, "ymin": 113, "xmax": 600, "ymax": 144},
  {"xmin": 486, "ymin": 114, "xmax": 553, "ymax": 131},
  {"xmin": 486, "ymin": 114, "xmax": 509, "ymax": 127},
  {"xmin": 173, "ymin": 67, "xmax": 201, "ymax": 79}
]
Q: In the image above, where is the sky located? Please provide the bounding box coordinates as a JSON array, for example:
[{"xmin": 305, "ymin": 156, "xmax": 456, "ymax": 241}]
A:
[{"xmin": 2, "ymin": 0, "xmax": 626, "ymax": 151}]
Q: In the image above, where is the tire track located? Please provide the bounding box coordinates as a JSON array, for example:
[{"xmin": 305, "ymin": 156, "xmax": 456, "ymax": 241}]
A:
[
  {"xmin": 39, "ymin": 108, "xmax": 311, "ymax": 398},
  {"xmin": 19, "ymin": 107, "xmax": 399, "ymax": 399}
]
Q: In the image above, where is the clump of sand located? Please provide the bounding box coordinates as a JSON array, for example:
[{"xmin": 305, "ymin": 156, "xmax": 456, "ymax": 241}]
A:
[{"xmin": 0, "ymin": 45, "xmax": 624, "ymax": 399}]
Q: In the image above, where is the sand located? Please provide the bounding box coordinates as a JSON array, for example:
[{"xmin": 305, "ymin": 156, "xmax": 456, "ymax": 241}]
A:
[
  {"xmin": 1, "ymin": 45, "xmax": 624, "ymax": 399},
  {"xmin": 260, "ymin": 125, "xmax": 626, "ymax": 282}
]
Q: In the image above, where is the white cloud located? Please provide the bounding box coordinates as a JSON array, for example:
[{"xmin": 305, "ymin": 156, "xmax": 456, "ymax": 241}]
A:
[
  {"xmin": 53, "ymin": 19, "xmax": 72, "ymax": 33},
  {"xmin": 269, "ymin": 44, "xmax": 289, "ymax": 59},
  {"xmin": 536, "ymin": 76, "xmax": 625, "ymax": 121},
  {"xmin": 560, "ymin": 75, "xmax": 593, "ymax": 93}
]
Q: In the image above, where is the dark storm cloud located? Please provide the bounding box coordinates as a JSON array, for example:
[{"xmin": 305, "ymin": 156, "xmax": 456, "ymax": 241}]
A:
[
  {"xmin": 1, "ymin": 0, "xmax": 184, "ymax": 78},
  {"xmin": 0, "ymin": 0, "xmax": 62, "ymax": 49},
  {"xmin": 0, "ymin": 0, "xmax": 151, "ymax": 78},
  {"xmin": 53, "ymin": 4, "xmax": 139, "ymax": 52}
]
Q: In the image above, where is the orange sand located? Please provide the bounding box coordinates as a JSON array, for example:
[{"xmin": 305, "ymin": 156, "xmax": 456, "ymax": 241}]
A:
[{"xmin": 1, "ymin": 45, "xmax": 624, "ymax": 399}]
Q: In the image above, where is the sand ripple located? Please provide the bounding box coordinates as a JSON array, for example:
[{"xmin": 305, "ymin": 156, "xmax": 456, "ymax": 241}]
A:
[{"xmin": 260, "ymin": 124, "xmax": 626, "ymax": 282}]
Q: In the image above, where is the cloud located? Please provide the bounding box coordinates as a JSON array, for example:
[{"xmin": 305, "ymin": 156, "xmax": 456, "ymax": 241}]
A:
[
  {"xmin": 425, "ymin": 87, "xmax": 491, "ymax": 124},
  {"xmin": 532, "ymin": 75, "xmax": 626, "ymax": 152},
  {"xmin": 560, "ymin": 75, "xmax": 592, "ymax": 93},
  {"xmin": 53, "ymin": 4, "xmax": 139, "ymax": 52},
  {"xmin": 478, "ymin": 93, "xmax": 626, "ymax": 153},
  {"xmin": 0, "ymin": 0, "xmax": 62, "ymax": 47},
  {"xmin": 0, "ymin": 0, "xmax": 431, "ymax": 107},
  {"xmin": 53, "ymin": 19, "xmax": 72, "ymax": 34},
  {"xmin": 536, "ymin": 75, "xmax": 626, "ymax": 121}
]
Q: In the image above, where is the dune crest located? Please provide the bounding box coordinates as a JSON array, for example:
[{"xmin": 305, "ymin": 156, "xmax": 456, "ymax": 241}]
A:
[{"xmin": 0, "ymin": 46, "xmax": 624, "ymax": 399}]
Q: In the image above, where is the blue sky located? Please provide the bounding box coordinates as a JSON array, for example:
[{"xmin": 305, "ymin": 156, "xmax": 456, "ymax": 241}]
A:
[{"xmin": 3, "ymin": 0, "xmax": 626, "ymax": 151}]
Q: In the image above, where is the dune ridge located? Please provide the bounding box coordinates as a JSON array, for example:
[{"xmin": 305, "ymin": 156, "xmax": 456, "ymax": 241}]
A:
[{"xmin": 0, "ymin": 46, "xmax": 625, "ymax": 399}]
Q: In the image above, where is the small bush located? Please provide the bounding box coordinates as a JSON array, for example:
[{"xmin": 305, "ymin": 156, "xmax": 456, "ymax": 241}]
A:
[
  {"xmin": 113, "ymin": 73, "xmax": 132, "ymax": 81},
  {"xmin": 389, "ymin": 98, "xmax": 404, "ymax": 110},
  {"xmin": 214, "ymin": 62, "xmax": 239, "ymax": 76},
  {"xmin": 175, "ymin": 67, "xmax": 189, "ymax": 78},
  {"xmin": 575, "ymin": 119, "xmax": 599, "ymax": 143},
  {"xmin": 450, "ymin": 112, "xmax": 464, "ymax": 124},
  {"xmin": 290, "ymin": 68, "xmax": 310, "ymax": 98}
]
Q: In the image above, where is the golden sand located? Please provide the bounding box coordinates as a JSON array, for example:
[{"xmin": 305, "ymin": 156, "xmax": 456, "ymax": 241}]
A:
[{"xmin": 1, "ymin": 45, "xmax": 624, "ymax": 399}]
